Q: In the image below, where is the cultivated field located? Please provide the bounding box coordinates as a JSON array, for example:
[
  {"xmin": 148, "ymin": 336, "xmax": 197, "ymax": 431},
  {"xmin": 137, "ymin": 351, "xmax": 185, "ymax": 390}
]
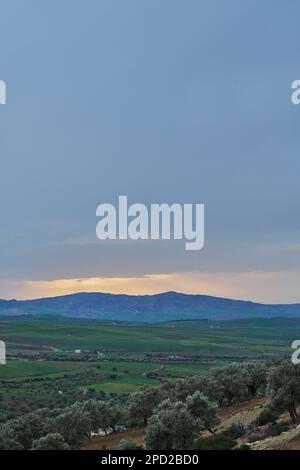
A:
[
  {"xmin": 0, "ymin": 316, "xmax": 296, "ymax": 415},
  {"xmin": 0, "ymin": 317, "xmax": 297, "ymax": 354}
]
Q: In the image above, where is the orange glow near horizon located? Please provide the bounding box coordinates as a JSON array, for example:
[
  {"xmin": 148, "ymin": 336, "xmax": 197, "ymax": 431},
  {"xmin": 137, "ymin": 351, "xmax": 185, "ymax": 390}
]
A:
[{"xmin": 4, "ymin": 270, "xmax": 300, "ymax": 304}]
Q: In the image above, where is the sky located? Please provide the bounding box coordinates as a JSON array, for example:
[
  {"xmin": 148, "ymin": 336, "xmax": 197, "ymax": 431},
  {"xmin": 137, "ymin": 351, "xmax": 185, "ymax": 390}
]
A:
[{"xmin": 1, "ymin": 0, "xmax": 300, "ymax": 302}]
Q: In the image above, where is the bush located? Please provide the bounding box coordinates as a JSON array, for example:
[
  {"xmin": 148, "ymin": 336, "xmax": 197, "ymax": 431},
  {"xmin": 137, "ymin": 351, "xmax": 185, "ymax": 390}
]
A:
[
  {"xmin": 239, "ymin": 443, "xmax": 251, "ymax": 450},
  {"xmin": 227, "ymin": 421, "xmax": 246, "ymax": 438},
  {"xmin": 255, "ymin": 407, "xmax": 279, "ymax": 427},
  {"xmin": 194, "ymin": 433, "xmax": 236, "ymax": 450},
  {"xmin": 119, "ymin": 439, "xmax": 144, "ymax": 450},
  {"xmin": 266, "ymin": 422, "xmax": 289, "ymax": 437},
  {"xmin": 247, "ymin": 430, "xmax": 265, "ymax": 443}
]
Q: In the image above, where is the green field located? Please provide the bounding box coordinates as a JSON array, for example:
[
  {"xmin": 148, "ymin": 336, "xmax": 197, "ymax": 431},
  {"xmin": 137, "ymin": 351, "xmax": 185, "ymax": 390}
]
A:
[
  {"xmin": 0, "ymin": 359, "xmax": 215, "ymax": 383},
  {"xmin": 83, "ymin": 361, "xmax": 217, "ymax": 393},
  {"xmin": 0, "ymin": 317, "xmax": 297, "ymax": 401},
  {"xmin": 0, "ymin": 317, "xmax": 298, "ymax": 354},
  {"xmin": 0, "ymin": 360, "xmax": 87, "ymax": 379}
]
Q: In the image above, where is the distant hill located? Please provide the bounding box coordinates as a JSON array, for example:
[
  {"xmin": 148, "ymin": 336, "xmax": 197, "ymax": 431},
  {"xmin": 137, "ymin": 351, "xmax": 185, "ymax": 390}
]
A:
[{"xmin": 0, "ymin": 291, "xmax": 300, "ymax": 322}]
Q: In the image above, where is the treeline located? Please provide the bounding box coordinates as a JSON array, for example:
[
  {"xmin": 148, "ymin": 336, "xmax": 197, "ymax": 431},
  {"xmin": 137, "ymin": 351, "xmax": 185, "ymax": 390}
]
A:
[
  {"xmin": 0, "ymin": 360, "xmax": 299, "ymax": 450},
  {"xmin": 0, "ymin": 400, "xmax": 125, "ymax": 450}
]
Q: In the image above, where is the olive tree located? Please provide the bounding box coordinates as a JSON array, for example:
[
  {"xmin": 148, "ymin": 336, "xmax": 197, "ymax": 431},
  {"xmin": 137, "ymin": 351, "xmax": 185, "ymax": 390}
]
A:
[
  {"xmin": 0, "ymin": 427, "xmax": 22, "ymax": 450},
  {"xmin": 32, "ymin": 433, "xmax": 70, "ymax": 450},
  {"xmin": 267, "ymin": 362, "xmax": 300, "ymax": 422},
  {"xmin": 129, "ymin": 386, "xmax": 165, "ymax": 426},
  {"xmin": 172, "ymin": 376, "xmax": 209, "ymax": 402},
  {"xmin": 75, "ymin": 399, "xmax": 125, "ymax": 434},
  {"xmin": 243, "ymin": 362, "xmax": 267, "ymax": 397},
  {"xmin": 2, "ymin": 409, "xmax": 54, "ymax": 449},
  {"xmin": 145, "ymin": 399, "xmax": 201, "ymax": 450},
  {"xmin": 53, "ymin": 409, "xmax": 92, "ymax": 446},
  {"xmin": 211, "ymin": 364, "xmax": 248, "ymax": 405},
  {"xmin": 186, "ymin": 391, "xmax": 220, "ymax": 434}
]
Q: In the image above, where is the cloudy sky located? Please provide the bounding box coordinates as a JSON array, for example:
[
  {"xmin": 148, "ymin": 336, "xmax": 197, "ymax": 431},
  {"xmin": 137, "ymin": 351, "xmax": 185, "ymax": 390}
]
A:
[{"xmin": 1, "ymin": 0, "xmax": 300, "ymax": 302}]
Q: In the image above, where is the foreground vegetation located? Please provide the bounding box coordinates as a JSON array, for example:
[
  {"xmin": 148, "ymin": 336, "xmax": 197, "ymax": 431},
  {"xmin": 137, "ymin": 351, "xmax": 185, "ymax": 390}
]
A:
[{"xmin": 1, "ymin": 360, "xmax": 300, "ymax": 450}]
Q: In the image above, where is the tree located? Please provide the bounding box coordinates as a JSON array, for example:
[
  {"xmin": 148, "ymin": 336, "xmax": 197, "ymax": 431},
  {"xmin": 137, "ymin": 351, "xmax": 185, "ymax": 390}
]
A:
[
  {"xmin": 0, "ymin": 428, "xmax": 22, "ymax": 450},
  {"xmin": 211, "ymin": 364, "xmax": 248, "ymax": 405},
  {"xmin": 129, "ymin": 386, "xmax": 165, "ymax": 426},
  {"xmin": 2, "ymin": 409, "xmax": 54, "ymax": 449},
  {"xmin": 32, "ymin": 433, "xmax": 70, "ymax": 450},
  {"xmin": 202, "ymin": 376, "xmax": 226, "ymax": 407},
  {"xmin": 172, "ymin": 377, "xmax": 209, "ymax": 402},
  {"xmin": 53, "ymin": 409, "xmax": 92, "ymax": 446},
  {"xmin": 186, "ymin": 391, "xmax": 220, "ymax": 433},
  {"xmin": 243, "ymin": 362, "xmax": 267, "ymax": 397},
  {"xmin": 267, "ymin": 362, "xmax": 300, "ymax": 422},
  {"xmin": 74, "ymin": 400, "xmax": 100, "ymax": 434},
  {"xmin": 145, "ymin": 399, "xmax": 200, "ymax": 450},
  {"xmin": 95, "ymin": 400, "xmax": 125, "ymax": 433},
  {"xmin": 74, "ymin": 399, "xmax": 124, "ymax": 434}
]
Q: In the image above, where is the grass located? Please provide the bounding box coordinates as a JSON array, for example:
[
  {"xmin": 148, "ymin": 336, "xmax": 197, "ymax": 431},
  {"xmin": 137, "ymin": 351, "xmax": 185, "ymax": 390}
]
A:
[
  {"xmin": 0, "ymin": 317, "xmax": 297, "ymax": 354},
  {"xmin": 0, "ymin": 360, "xmax": 222, "ymax": 397},
  {"xmin": 90, "ymin": 382, "xmax": 143, "ymax": 393},
  {"xmin": 0, "ymin": 360, "xmax": 86, "ymax": 379},
  {"xmin": 85, "ymin": 362, "xmax": 223, "ymax": 392},
  {"xmin": 0, "ymin": 317, "xmax": 296, "ymax": 396}
]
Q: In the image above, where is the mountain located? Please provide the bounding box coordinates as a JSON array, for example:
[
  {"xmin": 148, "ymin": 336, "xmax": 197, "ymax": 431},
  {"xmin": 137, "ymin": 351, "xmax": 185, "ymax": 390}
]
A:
[{"xmin": 0, "ymin": 291, "xmax": 300, "ymax": 322}]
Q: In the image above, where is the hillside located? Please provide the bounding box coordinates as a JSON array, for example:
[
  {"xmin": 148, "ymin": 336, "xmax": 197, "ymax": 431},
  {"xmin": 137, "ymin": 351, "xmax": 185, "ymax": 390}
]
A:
[
  {"xmin": 0, "ymin": 291, "xmax": 300, "ymax": 322},
  {"xmin": 80, "ymin": 398, "xmax": 300, "ymax": 451}
]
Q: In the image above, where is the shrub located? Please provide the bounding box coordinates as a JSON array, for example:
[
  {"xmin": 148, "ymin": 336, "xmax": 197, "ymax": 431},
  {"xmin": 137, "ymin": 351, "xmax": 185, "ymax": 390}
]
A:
[
  {"xmin": 247, "ymin": 430, "xmax": 265, "ymax": 443},
  {"xmin": 239, "ymin": 443, "xmax": 251, "ymax": 450},
  {"xmin": 119, "ymin": 439, "xmax": 144, "ymax": 450},
  {"xmin": 255, "ymin": 407, "xmax": 279, "ymax": 427},
  {"xmin": 194, "ymin": 433, "xmax": 236, "ymax": 450},
  {"xmin": 266, "ymin": 422, "xmax": 289, "ymax": 437},
  {"xmin": 227, "ymin": 421, "xmax": 247, "ymax": 438}
]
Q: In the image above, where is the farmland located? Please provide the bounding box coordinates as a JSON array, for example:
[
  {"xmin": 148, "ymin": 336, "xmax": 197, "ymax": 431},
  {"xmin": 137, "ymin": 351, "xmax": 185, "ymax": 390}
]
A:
[
  {"xmin": 0, "ymin": 316, "xmax": 298, "ymax": 355},
  {"xmin": 0, "ymin": 316, "xmax": 297, "ymax": 418}
]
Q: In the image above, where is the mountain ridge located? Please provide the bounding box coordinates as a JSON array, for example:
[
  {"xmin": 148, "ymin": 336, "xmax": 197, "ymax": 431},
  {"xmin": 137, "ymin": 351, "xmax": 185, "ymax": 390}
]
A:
[{"xmin": 0, "ymin": 291, "xmax": 300, "ymax": 322}]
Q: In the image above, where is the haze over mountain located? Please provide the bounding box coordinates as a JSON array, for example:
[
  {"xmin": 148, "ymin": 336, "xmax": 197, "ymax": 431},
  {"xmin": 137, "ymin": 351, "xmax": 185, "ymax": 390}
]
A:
[{"xmin": 0, "ymin": 292, "xmax": 300, "ymax": 323}]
